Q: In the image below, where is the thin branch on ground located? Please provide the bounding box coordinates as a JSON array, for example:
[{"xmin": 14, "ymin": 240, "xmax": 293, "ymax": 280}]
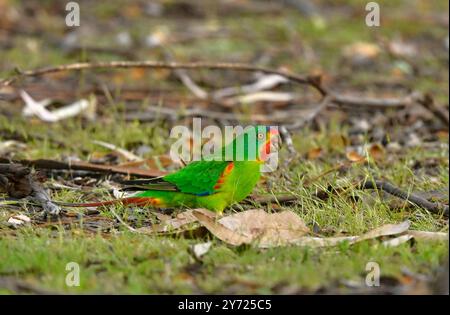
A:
[
  {"xmin": 359, "ymin": 179, "xmax": 449, "ymax": 216},
  {"xmin": 0, "ymin": 158, "xmax": 166, "ymax": 178},
  {"xmin": 417, "ymin": 93, "xmax": 449, "ymax": 126},
  {"xmin": 0, "ymin": 60, "xmax": 326, "ymax": 95}
]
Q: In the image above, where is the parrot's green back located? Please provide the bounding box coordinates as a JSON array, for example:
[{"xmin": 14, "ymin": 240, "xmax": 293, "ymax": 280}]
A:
[
  {"xmin": 135, "ymin": 160, "xmax": 261, "ymax": 212},
  {"xmin": 130, "ymin": 126, "xmax": 272, "ymax": 213}
]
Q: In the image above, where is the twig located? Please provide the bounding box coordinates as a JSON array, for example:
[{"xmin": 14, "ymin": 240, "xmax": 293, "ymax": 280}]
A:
[
  {"xmin": 279, "ymin": 125, "xmax": 296, "ymax": 155},
  {"xmin": 0, "ymin": 158, "xmax": 166, "ymax": 178},
  {"xmin": 360, "ymin": 179, "xmax": 449, "ymax": 216},
  {"xmin": 109, "ymin": 207, "xmax": 138, "ymax": 232},
  {"xmin": 417, "ymin": 93, "xmax": 449, "ymax": 126},
  {"xmin": 330, "ymin": 91, "xmax": 422, "ymax": 109},
  {"xmin": 0, "ymin": 60, "xmax": 326, "ymax": 95},
  {"xmin": 162, "ymin": 48, "xmax": 209, "ymax": 99},
  {"xmin": 125, "ymin": 105, "xmax": 323, "ymax": 123},
  {"xmin": 248, "ymin": 194, "xmax": 298, "ymax": 205}
]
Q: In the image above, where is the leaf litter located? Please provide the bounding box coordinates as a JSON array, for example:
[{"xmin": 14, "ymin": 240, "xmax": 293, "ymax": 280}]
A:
[{"xmin": 125, "ymin": 208, "xmax": 448, "ymax": 249}]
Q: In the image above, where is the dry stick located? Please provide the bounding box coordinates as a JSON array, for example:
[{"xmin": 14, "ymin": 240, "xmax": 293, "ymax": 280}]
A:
[
  {"xmin": 253, "ymin": 178, "xmax": 450, "ymax": 216},
  {"xmin": 0, "ymin": 157, "xmax": 166, "ymax": 178},
  {"xmin": 360, "ymin": 180, "xmax": 449, "ymax": 216},
  {"xmin": 330, "ymin": 91, "xmax": 422, "ymax": 109},
  {"xmin": 161, "ymin": 49, "xmax": 209, "ymax": 99},
  {"xmin": 417, "ymin": 93, "xmax": 449, "ymax": 126},
  {"xmin": 0, "ymin": 60, "xmax": 326, "ymax": 95},
  {"xmin": 279, "ymin": 125, "xmax": 296, "ymax": 155},
  {"xmin": 124, "ymin": 105, "xmax": 316, "ymax": 123}
]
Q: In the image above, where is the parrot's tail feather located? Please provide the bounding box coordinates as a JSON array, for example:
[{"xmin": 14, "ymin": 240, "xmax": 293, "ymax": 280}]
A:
[{"xmin": 60, "ymin": 197, "xmax": 161, "ymax": 208}]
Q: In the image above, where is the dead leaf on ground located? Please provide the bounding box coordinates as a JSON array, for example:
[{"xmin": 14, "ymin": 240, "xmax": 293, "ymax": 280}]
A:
[
  {"xmin": 346, "ymin": 151, "xmax": 365, "ymax": 162},
  {"xmin": 368, "ymin": 143, "xmax": 385, "ymax": 160},
  {"xmin": 7, "ymin": 214, "xmax": 31, "ymax": 228},
  {"xmin": 189, "ymin": 241, "xmax": 212, "ymax": 259},
  {"xmin": 193, "ymin": 208, "xmax": 310, "ymax": 247},
  {"xmin": 406, "ymin": 230, "xmax": 449, "ymax": 242},
  {"xmin": 131, "ymin": 209, "xmax": 447, "ymax": 249},
  {"xmin": 307, "ymin": 147, "xmax": 323, "ymax": 160}
]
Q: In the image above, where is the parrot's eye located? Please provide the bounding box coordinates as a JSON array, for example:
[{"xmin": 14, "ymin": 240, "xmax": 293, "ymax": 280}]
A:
[{"xmin": 257, "ymin": 133, "xmax": 264, "ymax": 139}]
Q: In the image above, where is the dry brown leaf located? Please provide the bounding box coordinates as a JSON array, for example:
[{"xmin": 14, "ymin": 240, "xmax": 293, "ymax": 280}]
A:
[
  {"xmin": 307, "ymin": 147, "xmax": 323, "ymax": 160},
  {"xmin": 289, "ymin": 221, "xmax": 411, "ymax": 248},
  {"xmin": 192, "ymin": 209, "xmax": 252, "ymax": 246},
  {"xmin": 406, "ymin": 230, "xmax": 449, "ymax": 241},
  {"xmin": 190, "ymin": 242, "xmax": 212, "ymax": 259},
  {"xmin": 342, "ymin": 42, "xmax": 380, "ymax": 60},
  {"xmin": 355, "ymin": 221, "xmax": 410, "ymax": 243},
  {"xmin": 382, "ymin": 234, "xmax": 414, "ymax": 247},
  {"xmin": 368, "ymin": 143, "xmax": 385, "ymax": 161},
  {"xmin": 193, "ymin": 209, "xmax": 310, "ymax": 247},
  {"xmin": 346, "ymin": 151, "xmax": 365, "ymax": 162}
]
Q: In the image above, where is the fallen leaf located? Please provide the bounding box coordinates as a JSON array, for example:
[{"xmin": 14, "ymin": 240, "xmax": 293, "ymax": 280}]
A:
[
  {"xmin": 346, "ymin": 151, "xmax": 365, "ymax": 162},
  {"xmin": 307, "ymin": 147, "xmax": 323, "ymax": 160},
  {"xmin": 342, "ymin": 42, "xmax": 380, "ymax": 65},
  {"xmin": 368, "ymin": 143, "xmax": 385, "ymax": 160},
  {"xmin": 382, "ymin": 234, "xmax": 414, "ymax": 247},
  {"xmin": 388, "ymin": 39, "xmax": 417, "ymax": 58},
  {"xmin": 289, "ymin": 221, "xmax": 411, "ymax": 248},
  {"xmin": 406, "ymin": 230, "xmax": 448, "ymax": 242},
  {"xmin": 193, "ymin": 209, "xmax": 310, "ymax": 247},
  {"xmin": 7, "ymin": 214, "xmax": 31, "ymax": 227},
  {"xmin": 190, "ymin": 242, "xmax": 212, "ymax": 259},
  {"xmin": 192, "ymin": 209, "xmax": 251, "ymax": 246},
  {"xmin": 356, "ymin": 221, "xmax": 410, "ymax": 243}
]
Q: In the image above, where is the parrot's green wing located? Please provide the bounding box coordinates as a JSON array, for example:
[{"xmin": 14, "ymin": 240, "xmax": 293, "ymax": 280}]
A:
[{"xmin": 122, "ymin": 161, "xmax": 231, "ymax": 196}]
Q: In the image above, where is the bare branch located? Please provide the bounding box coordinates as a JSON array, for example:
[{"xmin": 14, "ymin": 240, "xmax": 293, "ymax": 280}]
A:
[
  {"xmin": 360, "ymin": 179, "xmax": 449, "ymax": 216},
  {"xmin": 0, "ymin": 60, "xmax": 326, "ymax": 95}
]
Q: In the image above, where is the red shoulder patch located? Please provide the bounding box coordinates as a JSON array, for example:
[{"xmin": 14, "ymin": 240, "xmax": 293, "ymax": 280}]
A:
[{"xmin": 213, "ymin": 162, "xmax": 234, "ymax": 190}]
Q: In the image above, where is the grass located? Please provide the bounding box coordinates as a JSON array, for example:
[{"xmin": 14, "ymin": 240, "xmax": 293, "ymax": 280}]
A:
[{"xmin": 0, "ymin": 0, "xmax": 448, "ymax": 294}]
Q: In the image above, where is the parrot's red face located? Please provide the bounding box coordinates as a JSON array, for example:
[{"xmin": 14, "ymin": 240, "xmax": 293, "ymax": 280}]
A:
[{"xmin": 258, "ymin": 127, "xmax": 281, "ymax": 162}]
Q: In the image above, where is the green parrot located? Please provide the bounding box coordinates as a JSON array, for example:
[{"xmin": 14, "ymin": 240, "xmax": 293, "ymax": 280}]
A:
[{"xmin": 69, "ymin": 126, "xmax": 280, "ymax": 213}]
